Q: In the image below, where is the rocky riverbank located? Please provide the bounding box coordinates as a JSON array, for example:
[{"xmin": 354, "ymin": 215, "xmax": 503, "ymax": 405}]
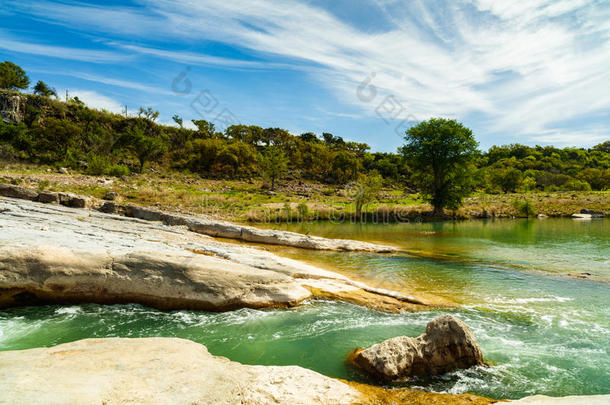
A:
[
  {"xmin": 0, "ymin": 337, "xmax": 497, "ymax": 405},
  {"xmin": 0, "ymin": 196, "xmax": 442, "ymax": 312}
]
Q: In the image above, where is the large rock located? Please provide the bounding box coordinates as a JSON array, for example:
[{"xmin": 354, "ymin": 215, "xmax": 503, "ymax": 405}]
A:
[
  {"xmin": 0, "ymin": 183, "xmax": 38, "ymax": 200},
  {"xmin": 125, "ymin": 204, "xmax": 396, "ymax": 252},
  {"xmin": 580, "ymin": 209, "xmax": 605, "ymax": 218},
  {"xmin": 509, "ymin": 394, "xmax": 610, "ymax": 404},
  {"xmin": 0, "ymin": 198, "xmax": 435, "ymax": 312},
  {"xmin": 58, "ymin": 192, "xmax": 90, "ymax": 208},
  {"xmin": 350, "ymin": 315, "xmax": 485, "ymax": 381},
  {"xmin": 0, "ymin": 337, "xmax": 496, "ymax": 405},
  {"xmin": 0, "ymin": 338, "xmax": 361, "ymax": 405},
  {"xmin": 0, "ymin": 91, "xmax": 26, "ymax": 123},
  {"xmin": 37, "ymin": 190, "xmax": 59, "ymax": 204}
]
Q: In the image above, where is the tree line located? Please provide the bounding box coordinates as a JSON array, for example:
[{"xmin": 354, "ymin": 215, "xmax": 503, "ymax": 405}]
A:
[{"xmin": 1, "ymin": 61, "xmax": 608, "ymax": 215}]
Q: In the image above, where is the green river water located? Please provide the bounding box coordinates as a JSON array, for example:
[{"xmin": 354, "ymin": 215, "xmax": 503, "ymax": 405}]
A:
[{"xmin": 1, "ymin": 218, "xmax": 608, "ymax": 400}]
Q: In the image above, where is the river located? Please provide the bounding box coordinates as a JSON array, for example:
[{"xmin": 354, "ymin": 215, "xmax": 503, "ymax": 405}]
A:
[{"xmin": 1, "ymin": 218, "xmax": 608, "ymax": 400}]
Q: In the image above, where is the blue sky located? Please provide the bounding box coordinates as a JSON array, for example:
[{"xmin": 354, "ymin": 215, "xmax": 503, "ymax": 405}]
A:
[{"xmin": 1, "ymin": 0, "xmax": 608, "ymax": 152}]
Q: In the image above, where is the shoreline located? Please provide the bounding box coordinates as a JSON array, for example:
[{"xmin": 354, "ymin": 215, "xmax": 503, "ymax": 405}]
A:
[
  {"xmin": 0, "ymin": 195, "xmax": 444, "ymax": 312},
  {"xmin": 1, "ymin": 166, "xmax": 607, "ymax": 225}
]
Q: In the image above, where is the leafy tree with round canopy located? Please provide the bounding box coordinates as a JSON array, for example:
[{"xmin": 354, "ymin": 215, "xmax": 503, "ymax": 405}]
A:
[
  {"xmin": 116, "ymin": 123, "xmax": 166, "ymax": 173},
  {"xmin": 0, "ymin": 61, "xmax": 30, "ymax": 90},
  {"xmin": 401, "ymin": 118, "xmax": 479, "ymax": 215},
  {"xmin": 491, "ymin": 166, "xmax": 523, "ymax": 193}
]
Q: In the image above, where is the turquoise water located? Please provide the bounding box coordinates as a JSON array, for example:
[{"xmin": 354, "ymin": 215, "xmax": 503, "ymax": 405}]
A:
[{"xmin": 1, "ymin": 219, "xmax": 608, "ymax": 400}]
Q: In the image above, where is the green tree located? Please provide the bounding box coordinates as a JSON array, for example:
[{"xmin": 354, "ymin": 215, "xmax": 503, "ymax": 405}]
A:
[
  {"xmin": 259, "ymin": 146, "xmax": 288, "ymax": 190},
  {"xmin": 0, "ymin": 61, "xmax": 30, "ymax": 90},
  {"xmin": 192, "ymin": 119, "xmax": 222, "ymax": 139},
  {"xmin": 32, "ymin": 117, "xmax": 82, "ymax": 161},
  {"xmin": 117, "ymin": 124, "xmax": 166, "ymax": 173},
  {"xmin": 33, "ymin": 80, "xmax": 57, "ymax": 97},
  {"xmin": 350, "ymin": 170, "xmax": 383, "ymax": 220},
  {"xmin": 492, "ymin": 167, "xmax": 523, "ymax": 193},
  {"xmin": 401, "ymin": 118, "xmax": 479, "ymax": 215}
]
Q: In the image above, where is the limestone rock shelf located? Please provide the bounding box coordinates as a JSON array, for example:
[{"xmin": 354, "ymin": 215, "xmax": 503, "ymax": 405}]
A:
[
  {"xmin": 0, "ymin": 337, "xmax": 497, "ymax": 405},
  {"xmin": 0, "ymin": 197, "xmax": 433, "ymax": 312}
]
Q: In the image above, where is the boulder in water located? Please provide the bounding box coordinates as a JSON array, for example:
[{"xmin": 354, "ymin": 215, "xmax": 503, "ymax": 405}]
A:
[{"xmin": 350, "ymin": 315, "xmax": 485, "ymax": 381}]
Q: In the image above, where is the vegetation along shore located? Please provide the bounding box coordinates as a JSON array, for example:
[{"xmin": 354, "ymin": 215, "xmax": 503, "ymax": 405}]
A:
[{"xmin": 0, "ymin": 62, "xmax": 608, "ymax": 222}]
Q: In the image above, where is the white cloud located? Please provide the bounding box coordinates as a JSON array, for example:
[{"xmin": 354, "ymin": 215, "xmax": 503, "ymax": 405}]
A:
[
  {"xmin": 58, "ymin": 89, "xmax": 123, "ymax": 114},
  {"xmin": 9, "ymin": 0, "xmax": 610, "ymax": 146},
  {"xmin": 0, "ymin": 36, "xmax": 128, "ymax": 63}
]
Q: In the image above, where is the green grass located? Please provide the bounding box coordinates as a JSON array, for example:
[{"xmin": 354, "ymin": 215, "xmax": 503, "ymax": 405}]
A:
[{"xmin": 1, "ymin": 161, "xmax": 607, "ymax": 222}]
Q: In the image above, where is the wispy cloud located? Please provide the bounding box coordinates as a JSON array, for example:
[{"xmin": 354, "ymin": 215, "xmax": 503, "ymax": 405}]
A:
[
  {"xmin": 6, "ymin": 0, "xmax": 610, "ymax": 146},
  {"xmin": 0, "ymin": 36, "xmax": 128, "ymax": 63},
  {"xmin": 112, "ymin": 43, "xmax": 296, "ymax": 70},
  {"xmin": 68, "ymin": 72, "xmax": 174, "ymax": 96}
]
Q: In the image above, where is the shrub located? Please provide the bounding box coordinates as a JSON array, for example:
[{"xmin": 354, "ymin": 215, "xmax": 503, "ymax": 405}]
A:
[
  {"xmin": 107, "ymin": 164, "xmax": 130, "ymax": 177},
  {"xmin": 37, "ymin": 180, "xmax": 50, "ymax": 192},
  {"xmin": 512, "ymin": 198, "xmax": 536, "ymax": 217},
  {"xmin": 87, "ymin": 155, "xmax": 110, "ymax": 176},
  {"xmin": 297, "ymin": 202, "xmax": 309, "ymax": 220},
  {"xmin": 563, "ymin": 179, "xmax": 591, "ymax": 191}
]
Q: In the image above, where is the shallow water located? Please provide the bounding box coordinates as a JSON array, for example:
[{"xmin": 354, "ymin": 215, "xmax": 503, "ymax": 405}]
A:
[{"xmin": 1, "ymin": 218, "xmax": 609, "ymax": 399}]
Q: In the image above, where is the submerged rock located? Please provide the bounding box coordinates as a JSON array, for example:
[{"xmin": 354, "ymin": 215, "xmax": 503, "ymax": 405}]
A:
[{"xmin": 350, "ymin": 315, "xmax": 485, "ymax": 381}]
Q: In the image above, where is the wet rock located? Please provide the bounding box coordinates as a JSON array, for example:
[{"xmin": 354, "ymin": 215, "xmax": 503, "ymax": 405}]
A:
[
  {"xmin": 0, "ymin": 183, "xmax": 38, "ymax": 201},
  {"xmin": 37, "ymin": 191, "xmax": 59, "ymax": 204},
  {"xmin": 572, "ymin": 213, "xmax": 592, "ymax": 219},
  {"xmin": 350, "ymin": 315, "xmax": 485, "ymax": 381},
  {"xmin": 580, "ymin": 209, "xmax": 604, "ymax": 218}
]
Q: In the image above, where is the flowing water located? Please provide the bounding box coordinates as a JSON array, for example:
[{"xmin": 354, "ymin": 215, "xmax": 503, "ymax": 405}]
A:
[{"xmin": 1, "ymin": 218, "xmax": 608, "ymax": 400}]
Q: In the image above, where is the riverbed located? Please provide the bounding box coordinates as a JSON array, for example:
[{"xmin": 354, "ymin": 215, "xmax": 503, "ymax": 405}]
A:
[{"xmin": 1, "ymin": 218, "xmax": 608, "ymax": 400}]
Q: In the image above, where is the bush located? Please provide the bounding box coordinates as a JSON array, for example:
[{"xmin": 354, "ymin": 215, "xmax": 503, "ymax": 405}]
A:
[
  {"xmin": 87, "ymin": 155, "xmax": 110, "ymax": 176},
  {"xmin": 563, "ymin": 179, "xmax": 591, "ymax": 191},
  {"xmin": 108, "ymin": 164, "xmax": 130, "ymax": 177},
  {"xmin": 520, "ymin": 176, "xmax": 537, "ymax": 192},
  {"xmin": 297, "ymin": 202, "xmax": 309, "ymax": 220},
  {"xmin": 512, "ymin": 198, "xmax": 537, "ymax": 217}
]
